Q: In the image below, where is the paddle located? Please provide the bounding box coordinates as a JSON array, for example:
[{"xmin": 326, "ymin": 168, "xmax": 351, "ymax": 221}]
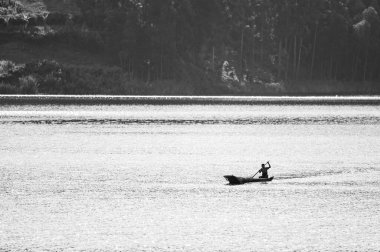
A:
[{"xmin": 252, "ymin": 169, "xmax": 261, "ymax": 178}]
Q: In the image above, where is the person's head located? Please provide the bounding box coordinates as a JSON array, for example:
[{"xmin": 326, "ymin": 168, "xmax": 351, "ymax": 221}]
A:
[{"xmin": 261, "ymin": 164, "xmax": 265, "ymax": 168}]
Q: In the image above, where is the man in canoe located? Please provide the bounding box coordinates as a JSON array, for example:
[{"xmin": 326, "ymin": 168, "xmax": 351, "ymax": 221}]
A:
[{"xmin": 259, "ymin": 161, "xmax": 271, "ymax": 179}]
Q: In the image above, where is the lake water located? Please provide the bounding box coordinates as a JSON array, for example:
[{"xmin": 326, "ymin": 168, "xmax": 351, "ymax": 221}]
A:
[{"xmin": 1, "ymin": 98, "xmax": 380, "ymax": 251}]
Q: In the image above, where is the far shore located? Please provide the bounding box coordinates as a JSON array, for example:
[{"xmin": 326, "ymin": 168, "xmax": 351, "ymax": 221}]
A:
[{"xmin": 1, "ymin": 95, "xmax": 380, "ymax": 105}]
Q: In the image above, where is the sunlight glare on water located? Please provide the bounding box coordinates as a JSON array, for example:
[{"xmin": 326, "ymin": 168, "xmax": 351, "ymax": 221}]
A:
[{"xmin": 0, "ymin": 102, "xmax": 380, "ymax": 251}]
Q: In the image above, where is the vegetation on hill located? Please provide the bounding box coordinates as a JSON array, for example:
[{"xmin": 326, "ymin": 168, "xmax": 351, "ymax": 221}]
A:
[{"xmin": 1, "ymin": 0, "xmax": 380, "ymax": 95}]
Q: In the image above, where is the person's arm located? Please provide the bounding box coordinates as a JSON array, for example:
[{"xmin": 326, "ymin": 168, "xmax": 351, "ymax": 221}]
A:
[{"xmin": 266, "ymin": 162, "xmax": 271, "ymax": 169}]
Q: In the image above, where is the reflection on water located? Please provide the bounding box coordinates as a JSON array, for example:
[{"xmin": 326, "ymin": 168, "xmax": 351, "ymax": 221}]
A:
[
  {"xmin": 0, "ymin": 102, "xmax": 380, "ymax": 251},
  {"xmin": 1, "ymin": 104, "xmax": 379, "ymax": 125},
  {"xmin": 1, "ymin": 117, "xmax": 380, "ymax": 125}
]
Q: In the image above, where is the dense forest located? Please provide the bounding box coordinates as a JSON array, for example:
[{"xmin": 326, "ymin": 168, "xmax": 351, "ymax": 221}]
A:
[{"xmin": 1, "ymin": 0, "xmax": 380, "ymax": 94}]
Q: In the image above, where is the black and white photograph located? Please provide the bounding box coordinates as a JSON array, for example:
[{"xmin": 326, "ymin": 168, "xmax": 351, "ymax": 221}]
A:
[{"xmin": 1, "ymin": 0, "xmax": 380, "ymax": 251}]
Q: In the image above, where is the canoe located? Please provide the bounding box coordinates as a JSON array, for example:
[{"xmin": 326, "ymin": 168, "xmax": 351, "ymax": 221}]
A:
[{"xmin": 224, "ymin": 175, "xmax": 274, "ymax": 185}]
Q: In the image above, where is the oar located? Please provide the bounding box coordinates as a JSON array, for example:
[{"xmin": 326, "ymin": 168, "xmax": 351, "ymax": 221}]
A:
[{"xmin": 252, "ymin": 169, "xmax": 261, "ymax": 178}]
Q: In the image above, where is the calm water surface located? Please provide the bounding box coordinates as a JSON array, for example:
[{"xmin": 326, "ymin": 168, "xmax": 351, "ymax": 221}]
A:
[{"xmin": 0, "ymin": 102, "xmax": 380, "ymax": 251}]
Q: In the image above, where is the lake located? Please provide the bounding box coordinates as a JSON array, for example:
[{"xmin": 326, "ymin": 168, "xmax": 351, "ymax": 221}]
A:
[{"xmin": 0, "ymin": 96, "xmax": 379, "ymax": 251}]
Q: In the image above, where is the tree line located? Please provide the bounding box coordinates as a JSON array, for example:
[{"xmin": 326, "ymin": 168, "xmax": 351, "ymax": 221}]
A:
[{"xmin": 74, "ymin": 0, "xmax": 380, "ymax": 87}]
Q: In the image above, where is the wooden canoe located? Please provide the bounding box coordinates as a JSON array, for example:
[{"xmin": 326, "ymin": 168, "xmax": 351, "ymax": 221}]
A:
[{"xmin": 224, "ymin": 175, "xmax": 274, "ymax": 185}]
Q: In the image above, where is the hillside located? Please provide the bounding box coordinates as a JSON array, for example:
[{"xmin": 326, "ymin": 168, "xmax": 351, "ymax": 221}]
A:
[
  {"xmin": 0, "ymin": 0, "xmax": 106, "ymax": 64},
  {"xmin": 0, "ymin": 0, "xmax": 131, "ymax": 94},
  {"xmin": 1, "ymin": 0, "xmax": 380, "ymax": 95},
  {"xmin": 12, "ymin": 0, "xmax": 80, "ymax": 14}
]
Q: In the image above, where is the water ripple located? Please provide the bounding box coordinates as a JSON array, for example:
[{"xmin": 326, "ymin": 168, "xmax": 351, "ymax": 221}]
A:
[
  {"xmin": 0, "ymin": 116, "xmax": 379, "ymax": 125},
  {"xmin": 276, "ymin": 166, "xmax": 379, "ymax": 180}
]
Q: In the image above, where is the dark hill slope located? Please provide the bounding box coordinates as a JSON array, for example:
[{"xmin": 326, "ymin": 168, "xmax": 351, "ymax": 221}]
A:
[
  {"xmin": 1, "ymin": 0, "xmax": 136, "ymax": 95},
  {"xmin": 1, "ymin": 0, "xmax": 106, "ymax": 65},
  {"xmin": 16, "ymin": 0, "xmax": 80, "ymax": 14}
]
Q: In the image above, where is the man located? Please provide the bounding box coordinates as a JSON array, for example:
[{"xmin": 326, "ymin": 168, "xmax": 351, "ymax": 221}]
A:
[{"xmin": 259, "ymin": 161, "xmax": 271, "ymax": 179}]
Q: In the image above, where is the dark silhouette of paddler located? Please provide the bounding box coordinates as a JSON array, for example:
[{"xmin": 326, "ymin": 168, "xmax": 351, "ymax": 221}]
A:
[{"xmin": 259, "ymin": 161, "xmax": 271, "ymax": 178}]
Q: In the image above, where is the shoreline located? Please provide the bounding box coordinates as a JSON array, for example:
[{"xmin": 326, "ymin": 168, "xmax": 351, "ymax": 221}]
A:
[{"xmin": 1, "ymin": 95, "xmax": 380, "ymax": 105}]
